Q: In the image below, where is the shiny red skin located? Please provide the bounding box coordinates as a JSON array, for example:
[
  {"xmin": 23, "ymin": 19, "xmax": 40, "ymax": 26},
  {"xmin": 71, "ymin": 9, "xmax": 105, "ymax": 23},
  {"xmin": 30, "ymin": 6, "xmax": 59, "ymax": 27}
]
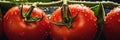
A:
[
  {"xmin": 104, "ymin": 7, "xmax": 120, "ymax": 40},
  {"xmin": 3, "ymin": 5, "xmax": 49, "ymax": 40},
  {"xmin": 49, "ymin": 4, "xmax": 97, "ymax": 40}
]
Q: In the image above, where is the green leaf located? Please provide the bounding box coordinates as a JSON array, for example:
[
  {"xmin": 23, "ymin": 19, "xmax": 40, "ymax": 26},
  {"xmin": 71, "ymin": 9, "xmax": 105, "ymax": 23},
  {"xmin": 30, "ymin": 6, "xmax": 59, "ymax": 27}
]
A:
[
  {"xmin": 91, "ymin": 5, "xmax": 100, "ymax": 17},
  {"xmin": 91, "ymin": 3, "xmax": 105, "ymax": 40}
]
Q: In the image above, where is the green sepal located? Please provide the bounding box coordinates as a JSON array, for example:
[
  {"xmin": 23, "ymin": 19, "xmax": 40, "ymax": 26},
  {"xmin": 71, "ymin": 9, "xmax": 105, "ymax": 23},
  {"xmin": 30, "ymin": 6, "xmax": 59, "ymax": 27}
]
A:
[
  {"xmin": 50, "ymin": 5, "xmax": 78, "ymax": 28},
  {"xmin": 49, "ymin": 21, "xmax": 65, "ymax": 26},
  {"xmin": 20, "ymin": 5, "xmax": 43, "ymax": 22}
]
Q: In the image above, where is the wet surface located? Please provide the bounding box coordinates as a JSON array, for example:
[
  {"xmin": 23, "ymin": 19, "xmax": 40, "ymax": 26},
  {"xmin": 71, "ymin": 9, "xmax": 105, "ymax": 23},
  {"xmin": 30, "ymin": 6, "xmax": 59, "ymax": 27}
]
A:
[
  {"xmin": 0, "ymin": 0, "xmax": 120, "ymax": 40},
  {"xmin": 0, "ymin": 5, "xmax": 117, "ymax": 40}
]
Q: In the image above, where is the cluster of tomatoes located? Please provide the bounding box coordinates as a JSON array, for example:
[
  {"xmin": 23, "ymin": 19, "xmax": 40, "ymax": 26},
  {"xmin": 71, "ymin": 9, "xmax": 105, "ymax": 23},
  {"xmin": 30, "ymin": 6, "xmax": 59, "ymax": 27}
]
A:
[{"xmin": 0, "ymin": 4, "xmax": 120, "ymax": 40}]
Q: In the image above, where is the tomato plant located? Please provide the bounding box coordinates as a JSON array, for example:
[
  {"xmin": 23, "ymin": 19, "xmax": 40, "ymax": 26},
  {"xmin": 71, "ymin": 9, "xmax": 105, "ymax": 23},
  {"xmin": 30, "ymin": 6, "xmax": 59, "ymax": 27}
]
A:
[
  {"xmin": 104, "ymin": 6, "xmax": 120, "ymax": 40},
  {"xmin": 49, "ymin": 4, "xmax": 97, "ymax": 40},
  {"xmin": 3, "ymin": 5, "xmax": 49, "ymax": 40}
]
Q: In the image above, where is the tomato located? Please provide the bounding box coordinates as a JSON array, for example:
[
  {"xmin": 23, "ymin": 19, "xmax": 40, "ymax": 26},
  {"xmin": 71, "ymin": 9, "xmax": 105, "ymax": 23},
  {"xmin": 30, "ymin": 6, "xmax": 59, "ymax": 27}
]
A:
[
  {"xmin": 0, "ymin": 21, "xmax": 2, "ymax": 40},
  {"xmin": 0, "ymin": 22, "xmax": 2, "ymax": 40},
  {"xmin": 104, "ymin": 6, "xmax": 120, "ymax": 40},
  {"xmin": 49, "ymin": 4, "xmax": 97, "ymax": 40},
  {"xmin": 3, "ymin": 5, "xmax": 49, "ymax": 40},
  {"xmin": 0, "ymin": 8, "xmax": 3, "ymax": 40}
]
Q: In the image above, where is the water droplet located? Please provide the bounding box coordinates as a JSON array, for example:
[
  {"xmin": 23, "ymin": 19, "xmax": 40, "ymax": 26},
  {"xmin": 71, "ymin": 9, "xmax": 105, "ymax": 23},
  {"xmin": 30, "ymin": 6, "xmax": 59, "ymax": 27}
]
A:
[
  {"xmin": 6, "ymin": 17, "xmax": 9, "ymax": 20},
  {"xmin": 84, "ymin": 14, "xmax": 87, "ymax": 17},
  {"xmin": 82, "ymin": 10, "xmax": 84, "ymax": 13},
  {"xmin": 116, "ymin": 13, "xmax": 119, "ymax": 15},
  {"xmin": 109, "ymin": 17, "xmax": 112, "ymax": 20},
  {"xmin": 14, "ymin": 12, "xmax": 17, "ymax": 15},
  {"xmin": 106, "ymin": 21, "xmax": 109, "ymax": 24},
  {"xmin": 44, "ymin": 9, "xmax": 47, "ymax": 11},
  {"xmin": 94, "ymin": 23, "xmax": 97, "ymax": 26},
  {"xmin": 118, "ymin": 19, "xmax": 120, "ymax": 22},
  {"xmin": 19, "ymin": 32, "xmax": 25, "ymax": 37},
  {"xmin": 112, "ymin": 15, "xmax": 115, "ymax": 17},
  {"xmin": 76, "ymin": 5, "xmax": 80, "ymax": 7},
  {"xmin": 106, "ymin": 19, "xmax": 110, "ymax": 23},
  {"xmin": 88, "ymin": 19, "xmax": 91, "ymax": 22},
  {"xmin": 45, "ymin": 32, "xmax": 48, "ymax": 34},
  {"xmin": 93, "ymin": 19, "xmax": 96, "ymax": 22},
  {"xmin": 81, "ymin": 4, "xmax": 85, "ymax": 7},
  {"xmin": 46, "ymin": 8, "xmax": 49, "ymax": 11},
  {"xmin": 39, "ymin": 30, "xmax": 42, "ymax": 32},
  {"xmin": 71, "ymin": 10, "xmax": 75, "ymax": 13},
  {"xmin": 9, "ymin": 20, "xmax": 12, "ymax": 24},
  {"xmin": 90, "ymin": 16, "xmax": 93, "ymax": 20}
]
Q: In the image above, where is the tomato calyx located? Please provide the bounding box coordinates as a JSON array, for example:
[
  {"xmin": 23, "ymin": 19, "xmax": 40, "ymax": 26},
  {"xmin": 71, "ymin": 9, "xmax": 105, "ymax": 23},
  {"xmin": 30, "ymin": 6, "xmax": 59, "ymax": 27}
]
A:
[
  {"xmin": 50, "ymin": 4, "xmax": 78, "ymax": 28},
  {"xmin": 20, "ymin": 5, "xmax": 43, "ymax": 22}
]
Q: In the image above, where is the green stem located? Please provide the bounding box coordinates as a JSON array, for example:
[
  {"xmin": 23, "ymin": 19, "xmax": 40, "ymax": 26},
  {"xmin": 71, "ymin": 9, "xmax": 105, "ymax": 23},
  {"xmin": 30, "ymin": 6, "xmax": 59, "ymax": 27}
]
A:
[
  {"xmin": 63, "ymin": 0, "xmax": 67, "ymax": 5},
  {"xmin": 96, "ymin": 3, "xmax": 105, "ymax": 40},
  {"xmin": 0, "ymin": 1, "xmax": 63, "ymax": 7},
  {"xmin": 50, "ymin": 0, "xmax": 78, "ymax": 28},
  {"xmin": 91, "ymin": 3, "xmax": 105, "ymax": 40},
  {"xmin": 0, "ymin": 1, "xmax": 119, "ymax": 7},
  {"xmin": 68, "ymin": 1, "xmax": 120, "ymax": 7}
]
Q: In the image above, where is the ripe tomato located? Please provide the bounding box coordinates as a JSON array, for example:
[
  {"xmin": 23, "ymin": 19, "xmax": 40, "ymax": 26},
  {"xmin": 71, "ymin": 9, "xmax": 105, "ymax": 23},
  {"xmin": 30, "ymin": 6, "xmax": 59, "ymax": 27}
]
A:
[
  {"xmin": 0, "ymin": 8, "xmax": 3, "ymax": 40},
  {"xmin": 49, "ymin": 4, "xmax": 97, "ymax": 40},
  {"xmin": 0, "ymin": 21, "xmax": 2, "ymax": 40},
  {"xmin": 104, "ymin": 6, "xmax": 120, "ymax": 40},
  {"xmin": 3, "ymin": 5, "xmax": 49, "ymax": 40}
]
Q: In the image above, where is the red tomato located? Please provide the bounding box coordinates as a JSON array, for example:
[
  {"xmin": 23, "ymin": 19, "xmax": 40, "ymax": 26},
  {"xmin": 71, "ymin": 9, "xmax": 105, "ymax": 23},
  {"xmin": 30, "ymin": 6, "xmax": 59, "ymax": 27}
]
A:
[
  {"xmin": 104, "ymin": 6, "xmax": 120, "ymax": 40},
  {"xmin": 0, "ymin": 9, "xmax": 3, "ymax": 40},
  {"xmin": 3, "ymin": 5, "xmax": 49, "ymax": 40},
  {"xmin": 0, "ymin": 21, "xmax": 2, "ymax": 40},
  {"xmin": 0, "ymin": 22, "xmax": 2, "ymax": 40},
  {"xmin": 49, "ymin": 4, "xmax": 97, "ymax": 40}
]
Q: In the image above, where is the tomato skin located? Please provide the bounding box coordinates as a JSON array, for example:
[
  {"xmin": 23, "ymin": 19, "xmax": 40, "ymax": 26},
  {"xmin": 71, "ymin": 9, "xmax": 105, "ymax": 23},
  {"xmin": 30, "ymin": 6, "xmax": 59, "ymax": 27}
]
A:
[
  {"xmin": 0, "ymin": 18, "xmax": 2, "ymax": 40},
  {"xmin": 49, "ymin": 4, "xmax": 97, "ymax": 40},
  {"xmin": 104, "ymin": 7, "xmax": 120, "ymax": 40},
  {"xmin": 0, "ymin": 8, "xmax": 3, "ymax": 40},
  {"xmin": 3, "ymin": 5, "xmax": 49, "ymax": 40},
  {"xmin": 0, "ymin": 22, "xmax": 2, "ymax": 40}
]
